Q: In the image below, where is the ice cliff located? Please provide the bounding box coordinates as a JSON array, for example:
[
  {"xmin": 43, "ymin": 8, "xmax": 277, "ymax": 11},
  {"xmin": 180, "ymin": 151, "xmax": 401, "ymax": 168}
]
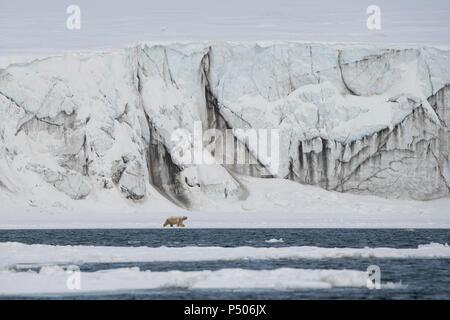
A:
[{"xmin": 0, "ymin": 42, "xmax": 449, "ymax": 209}]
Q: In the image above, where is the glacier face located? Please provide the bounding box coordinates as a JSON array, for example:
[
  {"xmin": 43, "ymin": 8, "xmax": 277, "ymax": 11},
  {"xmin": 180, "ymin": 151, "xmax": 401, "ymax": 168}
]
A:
[{"xmin": 0, "ymin": 42, "xmax": 449, "ymax": 207}]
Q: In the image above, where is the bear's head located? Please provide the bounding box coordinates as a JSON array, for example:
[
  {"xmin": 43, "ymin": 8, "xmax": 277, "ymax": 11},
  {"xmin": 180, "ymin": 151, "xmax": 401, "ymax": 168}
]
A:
[{"xmin": 181, "ymin": 216, "xmax": 188, "ymax": 221}]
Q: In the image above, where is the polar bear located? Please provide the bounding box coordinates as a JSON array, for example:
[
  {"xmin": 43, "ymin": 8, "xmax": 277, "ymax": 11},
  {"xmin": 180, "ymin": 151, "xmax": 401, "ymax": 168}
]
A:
[{"xmin": 163, "ymin": 216, "xmax": 187, "ymax": 227}]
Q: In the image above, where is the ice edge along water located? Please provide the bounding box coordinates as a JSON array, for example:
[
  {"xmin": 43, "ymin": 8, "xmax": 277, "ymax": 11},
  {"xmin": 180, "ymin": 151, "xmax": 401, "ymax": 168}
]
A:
[
  {"xmin": 0, "ymin": 42, "xmax": 449, "ymax": 228},
  {"xmin": 1, "ymin": 242, "xmax": 449, "ymax": 268},
  {"xmin": 1, "ymin": 241, "xmax": 447, "ymax": 294},
  {"xmin": 0, "ymin": 267, "xmax": 405, "ymax": 295}
]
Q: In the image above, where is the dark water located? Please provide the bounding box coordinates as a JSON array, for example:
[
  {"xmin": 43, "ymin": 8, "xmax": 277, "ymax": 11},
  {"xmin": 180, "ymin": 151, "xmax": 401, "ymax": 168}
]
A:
[
  {"xmin": 1, "ymin": 228, "xmax": 448, "ymax": 248},
  {"xmin": 0, "ymin": 229, "xmax": 449, "ymax": 300}
]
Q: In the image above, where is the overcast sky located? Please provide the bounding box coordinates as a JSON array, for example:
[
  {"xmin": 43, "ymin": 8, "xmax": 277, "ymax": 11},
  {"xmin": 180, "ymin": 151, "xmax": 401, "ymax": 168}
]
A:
[{"xmin": 1, "ymin": 0, "xmax": 449, "ymax": 55}]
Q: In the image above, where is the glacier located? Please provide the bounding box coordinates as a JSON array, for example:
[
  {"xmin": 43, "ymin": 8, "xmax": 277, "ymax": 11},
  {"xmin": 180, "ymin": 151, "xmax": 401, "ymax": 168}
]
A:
[{"xmin": 0, "ymin": 42, "xmax": 449, "ymax": 214}]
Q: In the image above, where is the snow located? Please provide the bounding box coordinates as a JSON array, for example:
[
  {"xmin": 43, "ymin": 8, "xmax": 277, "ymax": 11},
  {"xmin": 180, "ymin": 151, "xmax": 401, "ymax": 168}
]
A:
[
  {"xmin": 0, "ymin": 267, "xmax": 404, "ymax": 295},
  {"xmin": 2, "ymin": 41, "xmax": 449, "ymax": 206},
  {"xmin": 0, "ymin": 2, "xmax": 448, "ymax": 299},
  {"xmin": 0, "ymin": 3, "xmax": 449, "ymax": 225},
  {"xmin": 1, "ymin": 242, "xmax": 449, "ymax": 268},
  {"xmin": 0, "ymin": 240, "xmax": 443, "ymax": 294},
  {"xmin": 209, "ymin": 44, "xmax": 449, "ymax": 188},
  {"xmin": 0, "ymin": 0, "xmax": 449, "ymax": 58},
  {"xmin": 1, "ymin": 174, "xmax": 450, "ymax": 229}
]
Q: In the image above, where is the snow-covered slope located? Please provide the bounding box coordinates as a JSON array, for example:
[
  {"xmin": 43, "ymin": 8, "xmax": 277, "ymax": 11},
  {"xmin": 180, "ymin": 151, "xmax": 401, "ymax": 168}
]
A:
[{"xmin": 0, "ymin": 42, "xmax": 449, "ymax": 214}]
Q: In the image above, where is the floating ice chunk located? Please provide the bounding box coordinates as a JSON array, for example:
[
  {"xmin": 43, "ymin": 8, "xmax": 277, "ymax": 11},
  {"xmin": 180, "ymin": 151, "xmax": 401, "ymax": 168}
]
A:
[
  {"xmin": 265, "ymin": 238, "xmax": 284, "ymax": 243},
  {"xmin": 0, "ymin": 266, "xmax": 407, "ymax": 295}
]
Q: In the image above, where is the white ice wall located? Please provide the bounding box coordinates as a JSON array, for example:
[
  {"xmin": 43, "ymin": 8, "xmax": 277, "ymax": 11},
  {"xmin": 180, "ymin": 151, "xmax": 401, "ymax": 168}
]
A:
[{"xmin": 0, "ymin": 42, "xmax": 449, "ymax": 206}]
